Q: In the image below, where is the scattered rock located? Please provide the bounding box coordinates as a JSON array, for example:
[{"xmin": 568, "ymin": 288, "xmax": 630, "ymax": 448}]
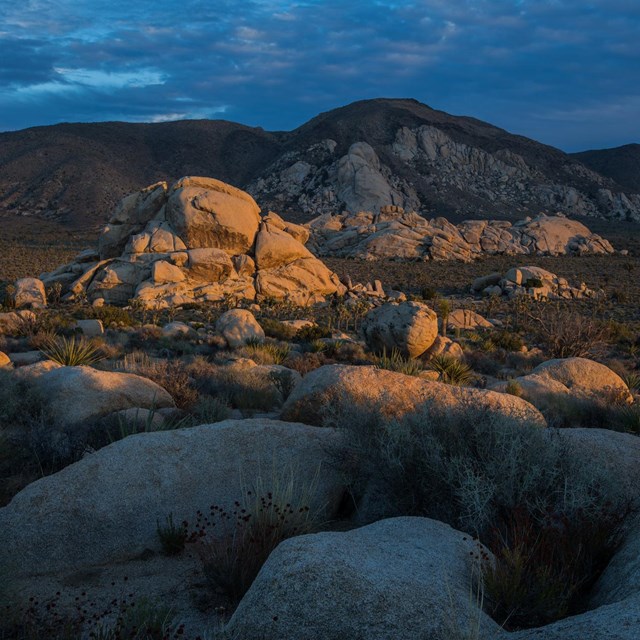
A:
[
  {"xmin": 161, "ymin": 321, "xmax": 194, "ymax": 338},
  {"xmin": 423, "ymin": 335, "xmax": 464, "ymax": 360},
  {"xmin": 0, "ymin": 351, "xmax": 11, "ymax": 368}
]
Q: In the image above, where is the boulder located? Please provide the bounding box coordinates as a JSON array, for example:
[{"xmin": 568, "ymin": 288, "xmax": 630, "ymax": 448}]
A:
[
  {"xmin": 29, "ymin": 366, "xmax": 175, "ymax": 425},
  {"xmin": 73, "ymin": 319, "xmax": 104, "ymax": 337},
  {"xmin": 161, "ymin": 321, "xmax": 194, "ymax": 338},
  {"xmin": 361, "ymin": 301, "xmax": 438, "ymax": 358},
  {"xmin": 13, "ymin": 277, "xmax": 46, "ymax": 309},
  {"xmin": 12, "ymin": 360, "xmax": 62, "ymax": 380},
  {"xmin": 493, "ymin": 358, "xmax": 634, "ymax": 407},
  {"xmin": 509, "ymin": 595, "xmax": 640, "ymax": 640},
  {"xmin": 216, "ymin": 309, "xmax": 265, "ymax": 348},
  {"xmin": 226, "ymin": 517, "xmax": 500, "ymax": 640},
  {"xmin": 256, "ymin": 257, "xmax": 346, "ymax": 304},
  {"xmin": 0, "ymin": 420, "xmax": 346, "ymax": 576},
  {"xmin": 0, "ymin": 310, "xmax": 36, "ymax": 335},
  {"xmin": 166, "ymin": 176, "xmax": 261, "ymax": 254},
  {"xmin": 281, "ymin": 364, "xmax": 545, "ymax": 427},
  {"xmin": 254, "ymin": 222, "xmax": 315, "ymax": 270},
  {"xmin": 423, "ymin": 335, "xmax": 464, "ymax": 360},
  {"xmin": 448, "ymin": 309, "xmax": 493, "ymax": 330},
  {"xmin": 0, "ymin": 351, "xmax": 11, "ymax": 368}
]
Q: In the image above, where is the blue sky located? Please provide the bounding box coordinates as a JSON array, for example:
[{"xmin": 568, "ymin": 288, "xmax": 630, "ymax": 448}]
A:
[{"xmin": 0, "ymin": 0, "xmax": 638, "ymax": 151}]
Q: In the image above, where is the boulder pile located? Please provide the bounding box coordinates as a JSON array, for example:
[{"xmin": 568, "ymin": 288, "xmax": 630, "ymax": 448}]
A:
[
  {"xmin": 40, "ymin": 177, "xmax": 346, "ymax": 308},
  {"xmin": 471, "ymin": 265, "xmax": 598, "ymax": 300},
  {"xmin": 307, "ymin": 208, "xmax": 615, "ymax": 262}
]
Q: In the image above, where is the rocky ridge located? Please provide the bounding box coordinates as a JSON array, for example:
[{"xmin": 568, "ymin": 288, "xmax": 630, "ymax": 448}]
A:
[{"xmin": 306, "ymin": 207, "xmax": 615, "ymax": 262}]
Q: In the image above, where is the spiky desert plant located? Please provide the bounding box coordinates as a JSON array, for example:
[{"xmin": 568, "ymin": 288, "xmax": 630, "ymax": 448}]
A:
[
  {"xmin": 373, "ymin": 347, "xmax": 424, "ymax": 377},
  {"xmin": 40, "ymin": 335, "xmax": 105, "ymax": 366},
  {"xmin": 428, "ymin": 354, "xmax": 474, "ymax": 386}
]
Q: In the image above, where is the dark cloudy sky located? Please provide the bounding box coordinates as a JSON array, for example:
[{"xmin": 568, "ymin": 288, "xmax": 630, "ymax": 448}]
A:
[{"xmin": 1, "ymin": 0, "xmax": 638, "ymax": 152}]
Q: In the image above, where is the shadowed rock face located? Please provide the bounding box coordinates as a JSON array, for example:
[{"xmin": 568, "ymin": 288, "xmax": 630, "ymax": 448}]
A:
[
  {"xmin": 40, "ymin": 177, "xmax": 346, "ymax": 309},
  {"xmin": 2, "ymin": 99, "xmax": 640, "ymax": 230}
]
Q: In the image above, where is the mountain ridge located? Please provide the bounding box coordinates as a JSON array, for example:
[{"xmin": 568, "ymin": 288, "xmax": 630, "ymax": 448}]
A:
[{"xmin": 1, "ymin": 98, "xmax": 639, "ymax": 229}]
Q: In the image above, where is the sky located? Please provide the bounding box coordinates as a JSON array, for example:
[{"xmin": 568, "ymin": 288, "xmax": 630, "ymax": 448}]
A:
[{"xmin": 0, "ymin": 0, "xmax": 639, "ymax": 152}]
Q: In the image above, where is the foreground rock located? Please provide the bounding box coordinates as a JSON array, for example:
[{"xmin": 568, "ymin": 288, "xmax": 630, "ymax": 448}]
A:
[
  {"xmin": 226, "ymin": 517, "xmax": 499, "ymax": 640},
  {"xmin": 0, "ymin": 419, "xmax": 345, "ymax": 576},
  {"xmin": 30, "ymin": 365, "xmax": 175, "ymax": 425},
  {"xmin": 41, "ymin": 177, "xmax": 346, "ymax": 308},
  {"xmin": 361, "ymin": 301, "xmax": 438, "ymax": 358},
  {"xmin": 308, "ymin": 210, "xmax": 615, "ymax": 262},
  {"xmin": 492, "ymin": 357, "xmax": 633, "ymax": 408},
  {"xmin": 281, "ymin": 364, "xmax": 544, "ymax": 427}
]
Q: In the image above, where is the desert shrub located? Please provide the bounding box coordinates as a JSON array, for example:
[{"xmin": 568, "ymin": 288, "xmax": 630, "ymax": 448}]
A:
[
  {"xmin": 523, "ymin": 277, "xmax": 543, "ymax": 289},
  {"xmin": 330, "ymin": 399, "xmax": 632, "ymax": 629},
  {"xmin": 522, "ymin": 302, "xmax": 610, "ymax": 358},
  {"xmin": 505, "ymin": 380, "xmax": 523, "ymax": 397},
  {"xmin": 428, "ymin": 354, "xmax": 474, "ymax": 385},
  {"xmin": 372, "ymin": 348, "xmax": 424, "ymax": 377},
  {"xmin": 539, "ymin": 390, "xmax": 639, "ymax": 432},
  {"xmin": 296, "ymin": 324, "xmax": 332, "ymax": 342},
  {"xmin": 40, "ymin": 335, "xmax": 106, "ymax": 366},
  {"xmin": 283, "ymin": 351, "xmax": 326, "ymax": 376},
  {"xmin": 196, "ymin": 366, "xmax": 281, "ymax": 412},
  {"xmin": 157, "ymin": 513, "xmax": 188, "ymax": 556},
  {"xmin": 242, "ymin": 339, "xmax": 290, "ymax": 365},
  {"xmin": 87, "ymin": 304, "xmax": 134, "ymax": 328},
  {"xmin": 483, "ymin": 505, "xmax": 628, "ymax": 630},
  {"xmin": 192, "ymin": 467, "xmax": 322, "ymax": 601},
  {"xmin": 331, "ymin": 400, "xmax": 626, "ymax": 538},
  {"xmin": 190, "ymin": 394, "xmax": 232, "ymax": 424},
  {"xmin": 259, "ymin": 318, "xmax": 297, "ymax": 341},
  {"xmin": 623, "ymin": 371, "xmax": 640, "ymax": 393},
  {"xmin": 117, "ymin": 356, "xmax": 198, "ymax": 409},
  {"xmin": 490, "ymin": 331, "xmax": 525, "ymax": 352}
]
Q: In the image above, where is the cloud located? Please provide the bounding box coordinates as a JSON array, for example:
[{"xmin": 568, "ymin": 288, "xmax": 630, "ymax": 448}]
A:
[{"xmin": 0, "ymin": 0, "xmax": 638, "ymax": 150}]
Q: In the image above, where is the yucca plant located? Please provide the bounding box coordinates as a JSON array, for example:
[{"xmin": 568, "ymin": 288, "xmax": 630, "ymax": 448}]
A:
[
  {"xmin": 373, "ymin": 348, "xmax": 424, "ymax": 377},
  {"xmin": 622, "ymin": 372, "xmax": 640, "ymax": 394},
  {"xmin": 428, "ymin": 354, "xmax": 474, "ymax": 386},
  {"xmin": 40, "ymin": 335, "xmax": 105, "ymax": 366}
]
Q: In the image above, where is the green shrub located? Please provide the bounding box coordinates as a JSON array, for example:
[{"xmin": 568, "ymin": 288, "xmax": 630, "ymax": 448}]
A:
[
  {"xmin": 259, "ymin": 318, "xmax": 297, "ymax": 341},
  {"xmin": 296, "ymin": 324, "xmax": 332, "ymax": 342},
  {"xmin": 242, "ymin": 339, "xmax": 290, "ymax": 365},
  {"xmin": 191, "ymin": 394, "xmax": 232, "ymax": 424},
  {"xmin": 490, "ymin": 331, "xmax": 525, "ymax": 352},
  {"xmin": 505, "ymin": 380, "xmax": 523, "ymax": 398}
]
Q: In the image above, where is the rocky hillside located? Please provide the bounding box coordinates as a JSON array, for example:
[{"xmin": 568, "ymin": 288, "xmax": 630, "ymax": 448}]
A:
[
  {"xmin": 572, "ymin": 144, "xmax": 640, "ymax": 193},
  {"xmin": 2, "ymin": 98, "xmax": 640, "ymax": 228}
]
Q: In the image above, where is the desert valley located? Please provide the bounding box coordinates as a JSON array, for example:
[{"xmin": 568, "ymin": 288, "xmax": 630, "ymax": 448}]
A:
[{"xmin": 0, "ymin": 95, "xmax": 639, "ymax": 639}]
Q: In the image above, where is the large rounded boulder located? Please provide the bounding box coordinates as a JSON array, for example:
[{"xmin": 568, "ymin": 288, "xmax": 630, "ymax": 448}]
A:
[
  {"xmin": 226, "ymin": 516, "xmax": 500, "ymax": 640},
  {"xmin": 281, "ymin": 364, "xmax": 545, "ymax": 427},
  {"xmin": 362, "ymin": 301, "xmax": 438, "ymax": 358},
  {"xmin": 165, "ymin": 176, "xmax": 261, "ymax": 254},
  {"xmin": 0, "ymin": 419, "xmax": 346, "ymax": 576}
]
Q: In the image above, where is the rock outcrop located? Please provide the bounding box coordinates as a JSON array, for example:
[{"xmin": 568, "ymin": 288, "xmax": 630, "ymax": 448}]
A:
[
  {"xmin": 307, "ymin": 210, "xmax": 615, "ymax": 262},
  {"xmin": 40, "ymin": 177, "xmax": 346, "ymax": 308},
  {"xmin": 472, "ymin": 265, "xmax": 599, "ymax": 300}
]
